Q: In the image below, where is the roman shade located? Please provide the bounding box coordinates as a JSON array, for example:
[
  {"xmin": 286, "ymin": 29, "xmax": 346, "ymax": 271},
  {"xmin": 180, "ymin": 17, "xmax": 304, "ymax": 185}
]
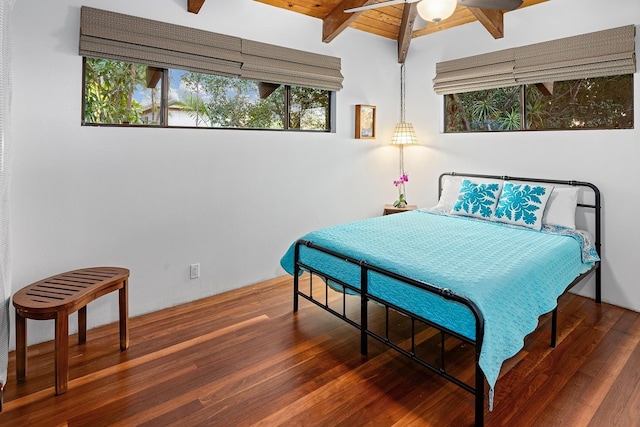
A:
[
  {"xmin": 514, "ymin": 25, "xmax": 636, "ymax": 84},
  {"xmin": 433, "ymin": 48, "xmax": 517, "ymax": 95},
  {"xmin": 433, "ymin": 25, "xmax": 636, "ymax": 95},
  {"xmin": 241, "ymin": 40, "xmax": 344, "ymax": 91},
  {"xmin": 79, "ymin": 6, "xmax": 242, "ymax": 77},
  {"xmin": 79, "ymin": 6, "xmax": 343, "ymax": 91}
]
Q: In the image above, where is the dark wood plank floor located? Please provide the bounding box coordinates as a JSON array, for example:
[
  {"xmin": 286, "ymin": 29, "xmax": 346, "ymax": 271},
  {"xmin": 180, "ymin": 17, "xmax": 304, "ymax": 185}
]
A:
[{"xmin": 1, "ymin": 275, "xmax": 639, "ymax": 426}]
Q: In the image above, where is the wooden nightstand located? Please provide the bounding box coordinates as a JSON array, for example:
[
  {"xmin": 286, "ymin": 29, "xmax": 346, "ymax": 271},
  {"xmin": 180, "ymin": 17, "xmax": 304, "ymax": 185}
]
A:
[{"xmin": 383, "ymin": 204, "xmax": 417, "ymax": 215}]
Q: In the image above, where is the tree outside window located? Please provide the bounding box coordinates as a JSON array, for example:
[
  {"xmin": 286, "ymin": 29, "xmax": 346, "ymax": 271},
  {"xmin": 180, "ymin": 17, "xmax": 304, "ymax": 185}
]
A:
[
  {"xmin": 445, "ymin": 75, "xmax": 633, "ymax": 132},
  {"xmin": 83, "ymin": 58, "xmax": 332, "ymax": 131}
]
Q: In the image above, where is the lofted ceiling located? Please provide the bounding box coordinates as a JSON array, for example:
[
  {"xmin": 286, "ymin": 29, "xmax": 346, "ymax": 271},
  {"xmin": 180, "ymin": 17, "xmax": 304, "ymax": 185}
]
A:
[{"xmin": 187, "ymin": 0, "xmax": 548, "ymax": 62}]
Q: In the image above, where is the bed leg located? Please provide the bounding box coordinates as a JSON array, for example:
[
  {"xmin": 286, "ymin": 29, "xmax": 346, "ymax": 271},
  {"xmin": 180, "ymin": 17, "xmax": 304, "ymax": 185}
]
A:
[
  {"xmin": 293, "ymin": 275, "xmax": 299, "ymax": 312},
  {"xmin": 475, "ymin": 361, "xmax": 484, "ymax": 426},
  {"xmin": 360, "ymin": 302, "xmax": 368, "ymax": 356},
  {"xmin": 551, "ymin": 308, "xmax": 558, "ymax": 348},
  {"xmin": 293, "ymin": 244, "xmax": 301, "ymax": 313},
  {"xmin": 596, "ymin": 263, "xmax": 602, "ymax": 304},
  {"xmin": 360, "ymin": 263, "xmax": 368, "ymax": 356}
]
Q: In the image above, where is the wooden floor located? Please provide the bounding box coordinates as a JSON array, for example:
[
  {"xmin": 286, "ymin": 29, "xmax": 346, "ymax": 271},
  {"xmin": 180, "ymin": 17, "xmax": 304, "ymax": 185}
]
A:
[{"xmin": 1, "ymin": 275, "xmax": 639, "ymax": 426}]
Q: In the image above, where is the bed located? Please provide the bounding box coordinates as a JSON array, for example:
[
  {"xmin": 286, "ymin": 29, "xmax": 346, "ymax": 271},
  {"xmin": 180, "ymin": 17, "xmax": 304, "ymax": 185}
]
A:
[{"xmin": 280, "ymin": 172, "xmax": 601, "ymax": 426}]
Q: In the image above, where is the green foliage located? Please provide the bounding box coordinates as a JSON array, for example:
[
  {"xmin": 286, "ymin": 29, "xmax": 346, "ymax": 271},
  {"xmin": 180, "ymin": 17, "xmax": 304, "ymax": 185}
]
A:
[
  {"xmin": 446, "ymin": 86, "xmax": 520, "ymax": 132},
  {"xmin": 471, "ymin": 98, "xmax": 499, "ymax": 124},
  {"xmin": 84, "ymin": 58, "xmax": 147, "ymax": 124},
  {"xmin": 526, "ymin": 75, "xmax": 633, "ymax": 129},
  {"xmin": 289, "ymin": 87, "xmax": 330, "ymax": 130},
  {"xmin": 180, "ymin": 73, "xmax": 329, "ymax": 130},
  {"xmin": 499, "ymin": 110, "xmax": 521, "ymax": 130},
  {"xmin": 180, "ymin": 73, "xmax": 282, "ymax": 128},
  {"xmin": 524, "ymin": 88, "xmax": 548, "ymax": 130},
  {"xmin": 83, "ymin": 58, "xmax": 331, "ymax": 130},
  {"xmin": 445, "ymin": 75, "xmax": 633, "ymax": 132}
]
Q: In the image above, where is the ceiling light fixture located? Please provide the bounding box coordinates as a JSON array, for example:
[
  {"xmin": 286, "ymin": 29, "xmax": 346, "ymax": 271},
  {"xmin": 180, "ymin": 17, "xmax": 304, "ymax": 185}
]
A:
[{"xmin": 416, "ymin": 0, "xmax": 458, "ymax": 24}]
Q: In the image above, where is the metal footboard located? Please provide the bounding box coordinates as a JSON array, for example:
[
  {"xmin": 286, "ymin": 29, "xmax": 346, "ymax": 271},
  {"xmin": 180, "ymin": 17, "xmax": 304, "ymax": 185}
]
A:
[{"xmin": 293, "ymin": 240, "xmax": 486, "ymax": 426}]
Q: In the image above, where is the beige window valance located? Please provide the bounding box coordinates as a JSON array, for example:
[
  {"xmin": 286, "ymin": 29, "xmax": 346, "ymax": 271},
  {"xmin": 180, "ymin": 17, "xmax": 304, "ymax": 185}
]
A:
[
  {"xmin": 79, "ymin": 6, "xmax": 343, "ymax": 91},
  {"xmin": 433, "ymin": 25, "xmax": 636, "ymax": 95}
]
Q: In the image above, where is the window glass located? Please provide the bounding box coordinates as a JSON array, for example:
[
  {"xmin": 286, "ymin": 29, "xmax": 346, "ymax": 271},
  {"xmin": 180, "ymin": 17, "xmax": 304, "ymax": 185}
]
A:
[
  {"xmin": 445, "ymin": 86, "xmax": 520, "ymax": 132},
  {"xmin": 525, "ymin": 75, "xmax": 634, "ymax": 130},
  {"xmin": 173, "ymin": 71, "xmax": 285, "ymax": 129},
  {"xmin": 289, "ymin": 86, "xmax": 330, "ymax": 130},
  {"xmin": 84, "ymin": 57, "xmax": 161, "ymax": 125},
  {"xmin": 83, "ymin": 58, "xmax": 332, "ymax": 131},
  {"xmin": 444, "ymin": 75, "xmax": 633, "ymax": 132}
]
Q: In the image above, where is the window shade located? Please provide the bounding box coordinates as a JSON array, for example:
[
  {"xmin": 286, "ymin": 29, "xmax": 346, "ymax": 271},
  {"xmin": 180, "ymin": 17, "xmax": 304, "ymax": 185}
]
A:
[
  {"xmin": 241, "ymin": 40, "xmax": 344, "ymax": 91},
  {"xmin": 514, "ymin": 25, "xmax": 636, "ymax": 84},
  {"xmin": 79, "ymin": 7, "xmax": 243, "ymax": 77},
  {"xmin": 433, "ymin": 48, "xmax": 516, "ymax": 94},
  {"xmin": 433, "ymin": 25, "xmax": 636, "ymax": 95},
  {"xmin": 79, "ymin": 7, "xmax": 343, "ymax": 91}
]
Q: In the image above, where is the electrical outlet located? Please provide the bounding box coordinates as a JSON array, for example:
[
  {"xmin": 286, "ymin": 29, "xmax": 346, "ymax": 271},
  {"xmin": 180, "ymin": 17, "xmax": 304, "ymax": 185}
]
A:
[{"xmin": 190, "ymin": 263, "xmax": 200, "ymax": 279}]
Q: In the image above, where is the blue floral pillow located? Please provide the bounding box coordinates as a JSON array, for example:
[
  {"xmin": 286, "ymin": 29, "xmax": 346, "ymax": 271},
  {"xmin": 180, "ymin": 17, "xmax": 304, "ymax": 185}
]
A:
[
  {"xmin": 493, "ymin": 181, "xmax": 554, "ymax": 230},
  {"xmin": 451, "ymin": 179, "xmax": 503, "ymax": 219}
]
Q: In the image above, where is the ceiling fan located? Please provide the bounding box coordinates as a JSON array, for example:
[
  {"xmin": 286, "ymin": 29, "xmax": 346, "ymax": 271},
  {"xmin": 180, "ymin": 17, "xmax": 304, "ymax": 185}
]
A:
[{"xmin": 345, "ymin": 0, "xmax": 523, "ymax": 23}]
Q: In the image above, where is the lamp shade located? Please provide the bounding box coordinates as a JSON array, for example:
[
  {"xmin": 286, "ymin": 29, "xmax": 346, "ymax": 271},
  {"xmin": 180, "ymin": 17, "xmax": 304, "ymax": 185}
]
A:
[
  {"xmin": 391, "ymin": 122, "xmax": 419, "ymax": 145},
  {"xmin": 417, "ymin": 0, "xmax": 457, "ymax": 23}
]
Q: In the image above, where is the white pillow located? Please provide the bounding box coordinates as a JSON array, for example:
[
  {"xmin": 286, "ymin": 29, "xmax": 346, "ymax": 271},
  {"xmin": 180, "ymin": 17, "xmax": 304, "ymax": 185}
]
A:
[
  {"xmin": 431, "ymin": 176, "xmax": 502, "ymax": 212},
  {"xmin": 432, "ymin": 176, "xmax": 461, "ymax": 212},
  {"xmin": 542, "ymin": 186, "xmax": 579, "ymax": 229},
  {"xmin": 493, "ymin": 181, "xmax": 554, "ymax": 230},
  {"xmin": 451, "ymin": 179, "xmax": 503, "ymax": 220}
]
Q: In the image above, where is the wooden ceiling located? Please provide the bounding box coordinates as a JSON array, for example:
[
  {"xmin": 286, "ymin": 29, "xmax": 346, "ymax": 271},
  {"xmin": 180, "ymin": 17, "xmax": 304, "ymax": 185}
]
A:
[{"xmin": 187, "ymin": 0, "xmax": 548, "ymax": 62}]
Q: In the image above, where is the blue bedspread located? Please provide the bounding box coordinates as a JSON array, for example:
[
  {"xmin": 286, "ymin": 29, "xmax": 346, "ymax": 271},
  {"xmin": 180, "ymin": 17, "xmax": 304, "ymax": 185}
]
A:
[{"xmin": 280, "ymin": 210, "xmax": 599, "ymax": 403}]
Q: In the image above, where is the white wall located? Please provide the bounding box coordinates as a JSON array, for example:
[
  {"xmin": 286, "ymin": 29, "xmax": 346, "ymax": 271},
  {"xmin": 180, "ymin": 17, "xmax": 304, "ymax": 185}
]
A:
[
  {"xmin": 9, "ymin": 0, "xmax": 640, "ymax": 348},
  {"xmin": 10, "ymin": 0, "xmax": 400, "ymax": 346},
  {"xmin": 404, "ymin": 0, "xmax": 640, "ymax": 311}
]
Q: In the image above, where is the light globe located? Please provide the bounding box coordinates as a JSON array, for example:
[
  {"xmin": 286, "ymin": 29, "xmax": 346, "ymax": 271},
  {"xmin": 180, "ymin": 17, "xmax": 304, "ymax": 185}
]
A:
[{"xmin": 417, "ymin": 0, "xmax": 458, "ymax": 23}]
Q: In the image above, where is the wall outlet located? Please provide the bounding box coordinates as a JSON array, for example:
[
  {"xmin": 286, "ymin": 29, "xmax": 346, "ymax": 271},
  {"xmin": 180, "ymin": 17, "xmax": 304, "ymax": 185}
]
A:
[{"xmin": 190, "ymin": 263, "xmax": 200, "ymax": 279}]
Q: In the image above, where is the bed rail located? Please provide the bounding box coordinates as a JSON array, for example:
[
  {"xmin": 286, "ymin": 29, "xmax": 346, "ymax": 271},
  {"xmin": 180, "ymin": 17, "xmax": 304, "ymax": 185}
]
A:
[{"xmin": 293, "ymin": 240, "xmax": 486, "ymax": 426}]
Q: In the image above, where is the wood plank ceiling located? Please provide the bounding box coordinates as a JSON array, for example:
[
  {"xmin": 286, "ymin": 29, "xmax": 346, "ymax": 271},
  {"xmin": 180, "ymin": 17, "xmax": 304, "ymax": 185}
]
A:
[{"xmin": 187, "ymin": 0, "xmax": 548, "ymax": 63}]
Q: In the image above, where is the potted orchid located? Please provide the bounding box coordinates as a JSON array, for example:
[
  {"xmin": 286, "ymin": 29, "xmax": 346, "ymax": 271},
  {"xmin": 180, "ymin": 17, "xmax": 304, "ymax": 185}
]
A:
[{"xmin": 393, "ymin": 173, "xmax": 409, "ymax": 208}]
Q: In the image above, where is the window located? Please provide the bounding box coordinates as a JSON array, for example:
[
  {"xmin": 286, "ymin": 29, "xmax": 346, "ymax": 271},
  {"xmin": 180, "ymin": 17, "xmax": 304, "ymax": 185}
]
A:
[
  {"xmin": 444, "ymin": 74, "xmax": 634, "ymax": 132},
  {"xmin": 82, "ymin": 58, "xmax": 333, "ymax": 131},
  {"xmin": 435, "ymin": 25, "xmax": 635, "ymax": 133},
  {"xmin": 79, "ymin": 8, "xmax": 342, "ymax": 132},
  {"xmin": 83, "ymin": 58, "xmax": 161, "ymax": 126},
  {"xmin": 445, "ymin": 86, "xmax": 520, "ymax": 132},
  {"xmin": 525, "ymin": 75, "xmax": 633, "ymax": 130}
]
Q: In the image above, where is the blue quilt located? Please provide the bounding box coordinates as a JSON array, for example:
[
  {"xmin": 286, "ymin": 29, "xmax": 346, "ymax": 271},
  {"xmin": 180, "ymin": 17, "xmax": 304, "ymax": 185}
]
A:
[{"xmin": 280, "ymin": 210, "xmax": 599, "ymax": 405}]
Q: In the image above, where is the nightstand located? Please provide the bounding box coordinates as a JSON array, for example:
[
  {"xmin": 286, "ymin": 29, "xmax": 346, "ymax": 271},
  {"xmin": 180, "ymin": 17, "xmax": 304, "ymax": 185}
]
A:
[{"xmin": 383, "ymin": 204, "xmax": 417, "ymax": 215}]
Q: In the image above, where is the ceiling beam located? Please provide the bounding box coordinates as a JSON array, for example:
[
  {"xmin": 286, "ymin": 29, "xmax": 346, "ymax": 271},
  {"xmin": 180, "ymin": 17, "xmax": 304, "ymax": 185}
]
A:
[
  {"xmin": 188, "ymin": 0, "xmax": 206, "ymax": 14},
  {"xmin": 146, "ymin": 68, "xmax": 163, "ymax": 89},
  {"xmin": 397, "ymin": 3, "xmax": 418, "ymax": 64},
  {"xmin": 467, "ymin": 7, "xmax": 504, "ymax": 39},
  {"xmin": 535, "ymin": 82, "xmax": 554, "ymax": 96},
  {"xmin": 323, "ymin": 0, "xmax": 375, "ymax": 43},
  {"xmin": 258, "ymin": 82, "xmax": 281, "ymax": 99}
]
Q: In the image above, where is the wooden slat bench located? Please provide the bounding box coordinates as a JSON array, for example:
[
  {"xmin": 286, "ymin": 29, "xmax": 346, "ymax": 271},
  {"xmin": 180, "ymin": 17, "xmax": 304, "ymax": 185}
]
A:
[{"xmin": 12, "ymin": 267, "xmax": 129, "ymax": 395}]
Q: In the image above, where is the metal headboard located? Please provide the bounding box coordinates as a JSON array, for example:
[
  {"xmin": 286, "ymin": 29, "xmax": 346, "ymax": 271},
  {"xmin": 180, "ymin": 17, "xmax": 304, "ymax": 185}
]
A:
[{"xmin": 438, "ymin": 172, "xmax": 602, "ymax": 302}]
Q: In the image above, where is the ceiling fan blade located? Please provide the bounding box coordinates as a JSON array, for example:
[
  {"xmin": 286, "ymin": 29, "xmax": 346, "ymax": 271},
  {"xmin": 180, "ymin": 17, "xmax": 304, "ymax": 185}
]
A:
[
  {"xmin": 458, "ymin": 0, "xmax": 523, "ymax": 10},
  {"xmin": 344, "ymin": 0, "xmax": 407, "ymax": 13}
]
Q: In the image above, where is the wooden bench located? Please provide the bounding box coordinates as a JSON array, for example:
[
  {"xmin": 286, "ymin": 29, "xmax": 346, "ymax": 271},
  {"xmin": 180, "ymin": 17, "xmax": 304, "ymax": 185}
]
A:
[{"xmin": 13, "ymin": 267, "xmax": 129, "ymax": 395}]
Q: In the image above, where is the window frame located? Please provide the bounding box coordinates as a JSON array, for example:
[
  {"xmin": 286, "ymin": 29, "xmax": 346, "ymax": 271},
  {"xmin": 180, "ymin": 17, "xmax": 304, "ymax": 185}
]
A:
[
  {"xmin": 443, "ymin": 75, "xmax": 634, "ymax": 133},
  {"xmin": 81, "ymin": 57, "xmax": 336, "ymax": 132}
]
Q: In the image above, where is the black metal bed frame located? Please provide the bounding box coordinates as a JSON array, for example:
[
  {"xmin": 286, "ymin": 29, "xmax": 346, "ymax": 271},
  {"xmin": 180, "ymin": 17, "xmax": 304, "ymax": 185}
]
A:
[{"xmin": 292, "ymin": 172, "xmax": 601, "ymax": 427}]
